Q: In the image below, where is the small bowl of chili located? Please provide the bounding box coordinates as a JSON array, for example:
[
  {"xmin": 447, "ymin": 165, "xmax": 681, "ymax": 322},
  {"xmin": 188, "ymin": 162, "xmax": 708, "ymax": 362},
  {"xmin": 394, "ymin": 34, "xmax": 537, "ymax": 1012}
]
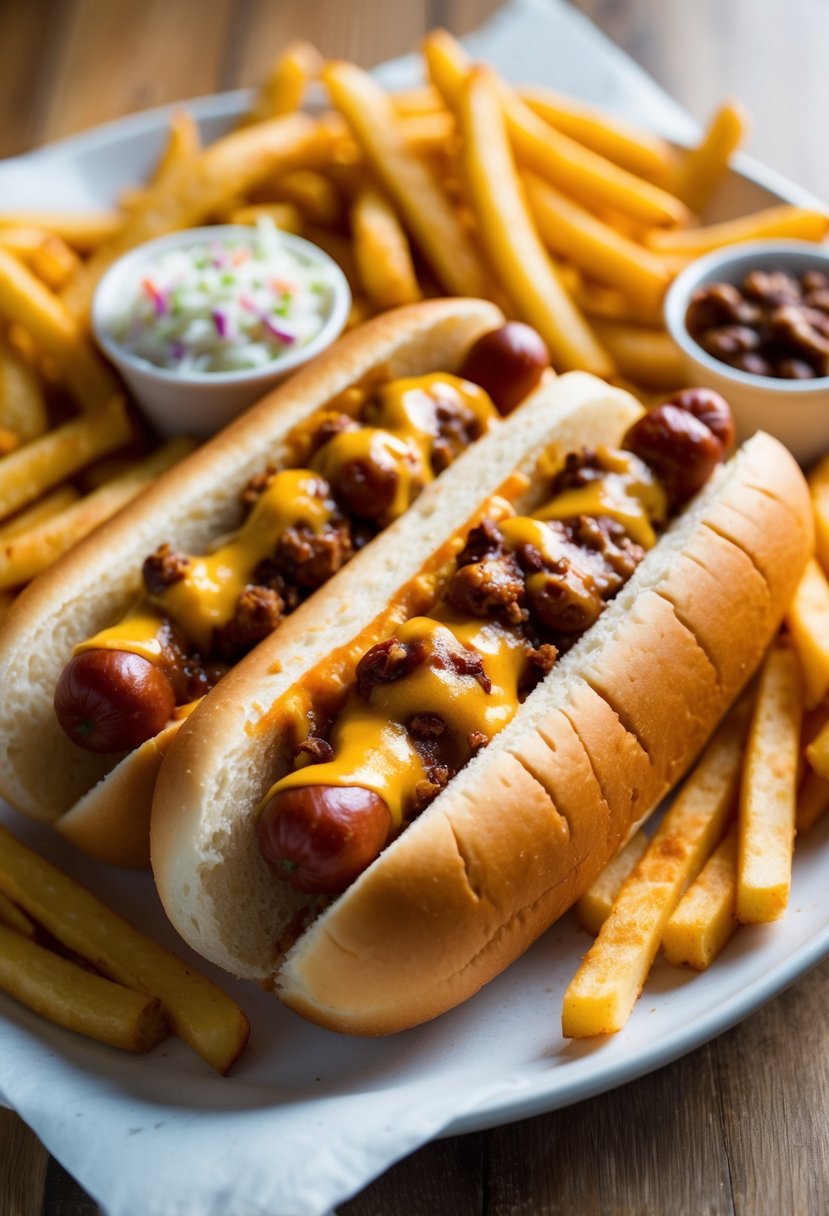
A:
[{"xmin": 664, "ymin": 239, "xmax": 829, "ymax": 466}]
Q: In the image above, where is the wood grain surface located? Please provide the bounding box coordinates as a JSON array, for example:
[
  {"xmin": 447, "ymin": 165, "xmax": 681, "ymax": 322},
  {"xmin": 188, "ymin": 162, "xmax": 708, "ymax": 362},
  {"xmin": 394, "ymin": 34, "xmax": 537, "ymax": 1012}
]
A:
[{"xmin": 2, "ymin": 2, "xmax": 828, "ymax": 1213}]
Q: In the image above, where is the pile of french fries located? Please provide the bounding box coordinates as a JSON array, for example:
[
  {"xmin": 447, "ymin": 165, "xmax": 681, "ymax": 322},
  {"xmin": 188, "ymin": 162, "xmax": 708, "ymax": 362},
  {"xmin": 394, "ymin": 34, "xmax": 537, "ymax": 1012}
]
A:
[
  {"xmin": 1, "ymin": 29, "xmax": 827, "ymax": 620},
  {"xmin": 0, "ymin": 825, "xmax": 249, "ymax": 1071},
  {"xmin": 561, "ymin": 455, "xmax": 829, "ymax": 1038}
]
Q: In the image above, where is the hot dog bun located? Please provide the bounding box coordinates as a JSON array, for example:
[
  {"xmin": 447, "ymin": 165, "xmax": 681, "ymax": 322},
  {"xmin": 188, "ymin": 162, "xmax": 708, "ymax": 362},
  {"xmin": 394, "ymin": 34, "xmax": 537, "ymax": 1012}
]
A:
[
  {"xmin": 152, "ymin": 372, "xmax": 644, "ymax": 975},
  {"xmin": 0, "ymin": 299, "xmax": 504, "ymax": 854},
  {"xmin": 152, "ymin": 417, "xmax": 811, "ymax": 1034}
]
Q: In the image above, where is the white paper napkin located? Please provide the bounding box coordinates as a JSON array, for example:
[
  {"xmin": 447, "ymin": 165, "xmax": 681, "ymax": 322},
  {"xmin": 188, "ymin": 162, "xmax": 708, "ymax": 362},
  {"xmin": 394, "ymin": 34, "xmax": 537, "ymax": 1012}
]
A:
[{"xmin": 0, "ymin": 3, "xmax": 741, "ymax": 1214}]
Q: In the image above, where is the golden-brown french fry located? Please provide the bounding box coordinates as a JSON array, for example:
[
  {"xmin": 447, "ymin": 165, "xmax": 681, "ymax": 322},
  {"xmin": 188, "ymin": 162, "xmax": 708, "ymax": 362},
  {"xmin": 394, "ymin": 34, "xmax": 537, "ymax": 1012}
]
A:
[
  {"xmin": 0, "ymin": 436, "xmax": 195, "ymax": 590},
  {"xmin": 662, "ymin": 824, "xmax": 739, "ymax": 970},
  {"xmin": 519, "ymin": 86, "xmax": 679, "ymax": 186},
  {"xmin": 645, "ymin": 205, "xmax": 829, "ymax": 256},
  {"xmin": 674, "ymin": 100, "xmax": 749, "ymax": 214},
  {"xmin": 323, "ymin": 61, "xmax": 493, "ymax": 300},
  {"xmin": 570, "ymin": 279, "xmax": 666, "ymax": 329},
  {"xmin": 424, "ymin": 29, "xmax": 688, "ymax": 229},
  {"xmin": 522, "ymin": 172, "xmax": 670, "ymax": 309},
  {"xmin": 0, "ymin": 396, "xmax": 133, "ymax": 522},
  {"xmin": 244, "ymin": 41, "xmax": 323, "ymax": 125},
  {"xmin": 458, "ymin": 67, "xmax": 612, "ymax": 375},
  {"xmin": 805, "ymin": 710, "xmax": 829, "ymax": 781},
  {"xmin": 269, "ymin": 169, "xmax": 342, "ymax": 226},
  {"xmin": 576, "ymin": 829, "xmax": 650, "ymax": 935},
  {"xmin": 304, "ymin": 225, "xmax": 362, "ymax": 292},
  {"xmin": 562, "ymin": 700, "xmax": 749, "ymax": 1037},
  {"xmin": 737, "ymin": 645, "xmax": 802, "ymax": 924},
  {"xmin": 0, "ymin": 485, "xmax": 80, "ymax": 540},
  {"xmin": 590, "ymin": 318, "xmax": 684, "ymax": 389},
  {"xmin": 346, "ymin": 294, "xmax": 376, "ymax": 330},
  {"xmin": 0, "ymin": 428, "xmax": 19, "ymax": 455},
  {"xmin": 0, "ymin": 227, "xmax": 58, "ymax": 256},
  {"xmin": 0, "ymin": 825, "xmax": 249, "ymax": 1073},
  {"xmin": 399, "ymin": 111, "xmax": 456, "ymax": 155},
  {"xmin": 809, "ymin": 451, "xmax": 829, "ymax": 576},
  {"xmin": 0, "ymin": 889, "xmax": 35, "ymax": 938},
  {"xmin": 0, "ymin": 249, "xmax": 119, "ymax": 410},
  {"xmin": 151, "ymin": 109, "xmax": 201, "ymax": 187},
  {"xmin": 0, "ymin": 335, "xmax": 48, "ymax": 441},
  {"xmin": 797, "ymin": 767, "xmax": 829, "ymax": 834},
  {"xmin": 391, "ymin": 86, "xmax": 444, "ymax": 117},
  {"xmin": 0, "ymin": 922, "xmax": 168, "ymax": 1053},
  {"xmin": 352, "ymin": 187, "xmax": 421, "ymax": 310},
  {"xmin": 27, "ymin": 235, "xmax": 81, "ymax": 293},
  {"xmin": 787, "ymin": 559, "xmax": 829, "ymax": 708},
  {"xmin": 0, "ymin": 212, "xmax": 122, "ymax": 253},
  {"xmin": 226, "ymin": 202, "xmax": 304, "ymax": 234},
  {"xmin": 61, "ymin": 113, "xmax": 333, "ymax": 324}
]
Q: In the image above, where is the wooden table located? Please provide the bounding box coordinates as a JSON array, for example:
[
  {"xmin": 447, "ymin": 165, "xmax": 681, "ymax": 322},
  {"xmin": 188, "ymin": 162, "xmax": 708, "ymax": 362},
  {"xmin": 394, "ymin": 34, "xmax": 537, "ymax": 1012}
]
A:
[{"xmin": 2, "ymin": 1, "xmax": 829, "ymax": 1212}]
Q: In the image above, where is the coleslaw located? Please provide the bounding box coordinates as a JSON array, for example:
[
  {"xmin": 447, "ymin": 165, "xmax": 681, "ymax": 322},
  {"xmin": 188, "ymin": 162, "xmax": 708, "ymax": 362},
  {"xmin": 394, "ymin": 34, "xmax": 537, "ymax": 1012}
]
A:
[{"xmin": 108, "ymin": 220, "xmax": 338, "ymax": 374}]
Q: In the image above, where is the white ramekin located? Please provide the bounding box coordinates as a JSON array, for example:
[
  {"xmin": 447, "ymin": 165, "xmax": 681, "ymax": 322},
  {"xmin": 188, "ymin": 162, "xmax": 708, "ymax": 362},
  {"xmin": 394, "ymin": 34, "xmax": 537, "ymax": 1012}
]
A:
[{"xmin": 92, "ymin": 225, "xmax": 351, "ymax": 438}]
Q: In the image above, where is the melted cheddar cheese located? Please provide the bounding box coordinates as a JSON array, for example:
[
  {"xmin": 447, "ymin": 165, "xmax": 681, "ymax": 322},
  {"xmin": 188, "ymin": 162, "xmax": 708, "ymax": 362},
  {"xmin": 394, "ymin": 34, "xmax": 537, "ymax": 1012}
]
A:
[
  {"xmin": 535, "ymin": 447, "xmax": 666, "ymax": 550},
  {"xmin": 276, "ymin": 609, "xmax": 528, "ymax": 827},
  {"xmin": 264, "ymin": 444, "xmax": 667, "ymax": 832},
  {"xmin": 75, "ymin": 373, "xmax": 497, "ymax": 665}
]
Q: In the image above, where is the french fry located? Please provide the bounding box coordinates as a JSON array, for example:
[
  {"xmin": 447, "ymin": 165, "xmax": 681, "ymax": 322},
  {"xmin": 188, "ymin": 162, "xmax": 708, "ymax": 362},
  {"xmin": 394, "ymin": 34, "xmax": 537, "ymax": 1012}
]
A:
[
  {"xmin": 28, "ymin": 234, "xmax": 81, "ymax": 292},
  {"xmin": 0, "ymin": 335, "xmax": 48, "ymax": 441},
  {"xmin": 61, "ymin": 113, "xmax": 333, "ymax": 323},
  {"xmin": 0, "ymin": 396, "xmax": 133, "ymax": 522},
  {"xmin": 0, "ymin": 890, "xmax": 35, "ymax": 938},
  {"xmin": 244, "ymin": 40, "xmax": 323, "ymax": 125},
  {"xmin": 0, "ymin": 249, "xmax": 119, "ymax": 410},
  {"xmin": 570, "ymin": 279, "xmax": 666, "ymax": 329},
  {"xmin": 576, "ymin": 829, "xmax": 649, "ymax": 934},
  {"xmin": 562, "ymin": 701, "xmax": 749, "ymax": 1037},
  {"xmin": 391, "ymin": 86, "xmax": 444, "ymax": 117},
  {"xmin": 0, "ymin": 428, "xmax": 19, "ymax": 455},
  {"xmin": 458, "ymin": 67, "xmax": 612, "ymax": 375},
  {"xmin": 352, "ymin": 187, "xmax": 421, "ymax": 310},
  {"xmin": 674, "ymin": 100, "xmax": 749, "ymax": 214},
  {"xmin": 0, "ymin": 485, "xmax": 80, "ymax": 540},
  {"xmin": 590, "ymin": 319, "xmax": 684, "ymax": 389},
  {"xmin": 786, "ymin": 559, "xmax": 829, "ymax": 708},
  {"xmin": 304, "ymin": 225, "xmax": 362, "ymax": 292},
  {"xmin": 0, "ymin": 212, "xmax": 122, "ymax": 253},
  {"xmin": 662, "ymin": 825, "xmax": 739, "ymax": 970},
  {"xmin": 522, "ymin": 172, "xmax": 670, "ymax": 309},
  {"xmin": 227, "ymin": 202, "xmax": 304, "ymax": 234},
  {"xmin": 737, "ymin": 645, "xmax": 802, "ymax": 924},
  {"xmin": 0, "ymin": 226, "xmax": 59, "ymax": 256},
  {"xmin": 519, "ymin": 85, "xmax": 679, "ymax": 186},
  {"xmin": 269, "ymin": 169, "xmax": 341, "ymax": 226},
  {"xmin": 424, "ymin": 29, "xmax": 688, "ymax": 229},
  {"xmin": 0, "ymin": 922, "xmax": 168, "ymax": 1053},
  {"xmin": 150, "ymin": 109, "xmax": 201, "ymax": 188},
  {"xmin": 796, "ymin": 767, "xmax": 829, "ymax": 834},
  {"xmin": 0, "ymin": 826, "xmax": 249, "ymax": 1073},
  {"xmin": 0, "ymin": 436, "xmax": 195, "ymax": 590},
  {"xmin": 400, "ymin": 111, "xmax": 457, "ymax": 155},
  {"xmin": 644, "ymin": 204, "xmax": 829, "ymax": 256},
  {"xmin": 323, "ymin": 61, "xmax": 493, "ymax": 300},
  {"xmin": 805, "ymin": 710, "xmax": 829, "ymax": 781},
  {"xmin": 123, "ymin": 111, "xmax": 202, "ymax": 215},
  {"xmin": 809, "ymin": 451, "xmax": 829, "ymax": 575}
]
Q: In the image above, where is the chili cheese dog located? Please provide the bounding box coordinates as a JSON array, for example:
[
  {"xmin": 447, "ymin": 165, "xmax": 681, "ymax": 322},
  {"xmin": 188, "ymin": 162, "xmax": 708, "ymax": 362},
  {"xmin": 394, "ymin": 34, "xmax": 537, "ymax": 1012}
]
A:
[
  {"xmin": 0, "ymin": 300, "xmax": 556, "ymax": 868},
  {"xmin": 151, "ymin": 379, "xmax": 812, "ymax": 1034}
]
